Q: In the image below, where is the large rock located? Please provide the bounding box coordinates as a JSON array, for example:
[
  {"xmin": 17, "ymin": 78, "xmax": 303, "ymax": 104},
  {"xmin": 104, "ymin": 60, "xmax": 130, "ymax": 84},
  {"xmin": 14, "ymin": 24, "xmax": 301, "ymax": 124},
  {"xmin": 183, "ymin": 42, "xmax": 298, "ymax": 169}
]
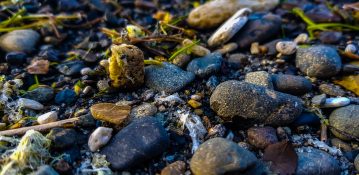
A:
[
  {"xmin": 210, "ymin": 81, "xmax": 303, "ymax": 125},
  {"xmin": 0, "ymin": 29, "xmax": 40, "ymax": 53},
  {"xmin": 233, "ymin": 13, "xmax": 281, "ymax": 49},
  {"xmin": 100, "ymin": 117, "xmax": 169, "ymax": 170},
  {"xmin": 329, "ymin": 105, "xmax": 359, "ymax": 140},
  {"xmin": 295, "ymin": 45, "xmax": 342, "ymax": 78},
  {"xmin": 296, "ymin": 147, "xmax": 340, "ymax": 175},
  {"xmin": 186, "ymin": 53, "xmax": 222, "ymax": 78},
  {"xmin": 190, "ymin": 137, "xmax": 259, "ymax": 175},
  {"xmin": 145, "ymin": 62, "xmax": 195, "ymax": 93},
  {"xmin": 187, "ymin": 0, "xmax": 279, "ymax": 29}
]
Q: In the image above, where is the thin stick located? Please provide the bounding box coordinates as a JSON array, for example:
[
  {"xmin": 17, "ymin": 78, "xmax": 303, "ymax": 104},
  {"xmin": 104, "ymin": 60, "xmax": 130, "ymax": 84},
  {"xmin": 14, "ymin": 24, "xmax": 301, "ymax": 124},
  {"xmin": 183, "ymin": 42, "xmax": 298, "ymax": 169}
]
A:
[
  {"xmin": 0, "ymin": 117, "xmax": 79, "ymax": 136},
  {"xmin": 320, "ymin": 123, "xmax": 328, "ymax": 142}
]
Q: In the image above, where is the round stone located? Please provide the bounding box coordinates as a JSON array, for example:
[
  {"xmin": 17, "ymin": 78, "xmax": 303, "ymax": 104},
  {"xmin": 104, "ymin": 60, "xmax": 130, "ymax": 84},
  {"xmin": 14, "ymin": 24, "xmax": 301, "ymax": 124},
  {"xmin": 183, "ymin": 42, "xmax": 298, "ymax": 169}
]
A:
[
  {"xmin": 329, "ymin": 105, "xmax": 359, "ymax": 140},
  {"xmin": 0, "ymin": 29, "xmax": 40, "ymax": 53},
  {"xmin": 247, "ymin": 126, "xmax": 278, "ymax": 149},
  {"xmin": 88, "ymin": 127, "xmax": 113, "ymax": 152}
]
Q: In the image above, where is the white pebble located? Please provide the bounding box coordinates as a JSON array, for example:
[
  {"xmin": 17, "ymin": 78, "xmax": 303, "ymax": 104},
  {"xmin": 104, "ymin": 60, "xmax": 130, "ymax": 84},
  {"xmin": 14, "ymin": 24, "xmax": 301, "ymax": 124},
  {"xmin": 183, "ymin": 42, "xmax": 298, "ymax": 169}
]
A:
[
  {"xmin": 208, "ymin": 8, "xmax": 251, "ymax": 47},
  {"xmin": 37, "ymin": 111, "xmax": 58, "ymax": 124},
  {"xmin": 345, "ymin": 44, "xmax": 357, "ymax": 54},
  {"xmin": 17, "ymin": 98, "xmax": 44, "ymax": 110},
  {"xmin": 80, "ymin": 67, "xmax": 93, "ymax": 76},
  {"xmin": 88, "ymin": 127, "xmax": 113, "ymax": 152},
  {"xmin": 294, "ymin": 33, "xmax": 309, "ymax": 44},
  {"xmin": 276, "ymin": 41, "xmax": 297, "ymax": 55},
  {"xmin": 191, "ymin": 94, "xmax": 202, "ymax": 101},
  {"xmin": 322, "ymin": 97, "xmax": 351, "ymax": 108}
]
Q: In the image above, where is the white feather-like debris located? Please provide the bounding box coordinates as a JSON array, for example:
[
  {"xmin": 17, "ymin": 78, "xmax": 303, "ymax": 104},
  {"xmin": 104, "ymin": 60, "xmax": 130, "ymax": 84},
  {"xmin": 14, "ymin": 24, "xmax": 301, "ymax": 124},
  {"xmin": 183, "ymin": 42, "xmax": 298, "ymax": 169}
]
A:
[{"xmin": 154, "ymin": 92, "xmax": 185, "ymax": 105}]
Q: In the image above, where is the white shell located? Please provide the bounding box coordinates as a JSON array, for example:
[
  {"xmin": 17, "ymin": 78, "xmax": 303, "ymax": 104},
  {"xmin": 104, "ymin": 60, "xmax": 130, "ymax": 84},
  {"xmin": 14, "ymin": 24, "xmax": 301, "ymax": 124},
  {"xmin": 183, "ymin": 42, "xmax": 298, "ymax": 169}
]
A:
[
  {"xmin": 345, "ymin": 44, "xmax": 357, "ymax": 54},
  {"xmin": 321, "ymin": 97, "xmax": 351, "ymax": 108},
  {"xmin": 88, "ymin": 127, "xmax": 113, "ymax": 152},
  {"xmin": 208, "ymin": 8, "xmax": 252, "ymax": 47}
]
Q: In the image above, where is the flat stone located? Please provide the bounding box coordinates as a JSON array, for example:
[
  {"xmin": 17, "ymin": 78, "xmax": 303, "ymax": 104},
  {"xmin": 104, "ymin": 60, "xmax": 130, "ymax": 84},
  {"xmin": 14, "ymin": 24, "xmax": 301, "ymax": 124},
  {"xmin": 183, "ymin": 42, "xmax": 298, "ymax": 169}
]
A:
[
  {"xmin": 145, "ymin": 62, "xmax": 195, "ymax": 93},
  {"xmin": 100, "ymin": 117, "xmax": 169, "ymax": 170},
  {"xmin": 90, "ymin": 103, "xmax": 131, "ymax": 125},
  {"xmin": 272, "ymin": 74, "xmax": 312, "ymax": 95},
  {"xmin": 296, "ymin": 147, "xmax": 340, "ymax": 175},
  {"xmin": 329, "ymin": 105, "xmax": 359, "ymax": 140},
  {"xmin": 37, "ymin": 111, "xmax": 58, "ymax": 124},
  {"xmin": 319, "ymin": 84, "xmax": 346, "ymax": 97},
  {"xmin": 190, "ymin": 137, "xmax": 259, "ymax": 175},
  {"xmin": 0, "ymin": 29, "xmax": 40, "ymax": 53},
  {"xmin": 56, "ymin": 60, "xmax": 85, "ymax": 76},
  {"xmin": 186, "ymin": 53, "xmax": 223, "ymax": 78},
  {"xmin": 17, "ymin": 98, "xmax": 44, "ymax": 110},
  {"xmin": 210, "ymin": 81, "xmax": 303, "ymax": 125},
  {"xmin": 55, "ymin": 89, "xmax": 77, "ymax": 105},
  {"xmin": 247, "ymin": 126, "xmax": 278, "ymax": 149},
  {"xmin": 245, "ymin": 71, "xmax": 273, "ymax": 89},
  {"xmin": 295, "ymin": 45, "xmax": 342, "ymax": 78}
]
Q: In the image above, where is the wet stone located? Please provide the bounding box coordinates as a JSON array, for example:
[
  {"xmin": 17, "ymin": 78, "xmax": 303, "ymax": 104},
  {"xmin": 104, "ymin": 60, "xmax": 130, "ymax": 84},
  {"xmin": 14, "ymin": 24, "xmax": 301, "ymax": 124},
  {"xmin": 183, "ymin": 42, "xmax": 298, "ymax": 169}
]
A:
[
  {"xmin": 130, "ymin": 103, "xmax": 157, "ymax": 119},
  {"xmin": 295, "ymin": 45, "xmax": 342, "ymax": 78},
  {"xmin": 272, "ymin": 74, "xmax": 312, "ymax": 95},
  {"xmin": 329, "ymin": 105, "xmax": 359, "ymax": 140},
  {"xmin": 247, "ymin": 126, "xmax": 278, "ymax": 149},
  {"xmin": 311, "ymin": 94, "xmax": 327, "ymax": 106},
  {"xmin": 319, "ymin": 84, "xmax": 346, "ymax": 97},
  {"xmin": 26, "ymin": 86, "xmax": 54, "ymax": 103},
  {"xmin": 100, "ymin": 117, "xmax": 169, "ymax": 170},
  {"xmin": 5, "ymin": 52, "xmax": 27, "ymax": 65},
  {"xmin": 292, "ymin": 112, "xmax": 320, "ymax": 126},
  {"xmin": 226, "ymin": 53, "xmax": 248, "ymax": 69},
  {"xmin": 186, "ymin": 52, "xmax": 223, "ymax": 78},
  {"xmin": 145, "ymin": 62, "xmax": 195, "ymax": 93},
  {"xmin": 90, "ymin": 103, "xmax": 131, "ymax": 125},
  {"xmin": 210, "ymin": 81, "xmax": 303, "ymax": 125},
  {"xmin": 245, "ymin": 71, "xmax": 273, "ymax": 89},
  {"xmin": 56, "ymin": 60, "xmax": 86, "ymax": 76},
  {"xmin": 0, "ymin": 29, "xmax": 40, "ymax": 53},
  {"xmin": 55, "ymin": 89, "xmax": 77, "ymax": 105},
  {"xmin": 296, "ymin": 147, "xmax": 340, "ymax": 175},
  {"xmin": 190, "ymin": 137, "xmax": 259, "ymax": 175},
  {"xmin": 46, "ymin": 128, "xmax": 79, "ymax": 150}
]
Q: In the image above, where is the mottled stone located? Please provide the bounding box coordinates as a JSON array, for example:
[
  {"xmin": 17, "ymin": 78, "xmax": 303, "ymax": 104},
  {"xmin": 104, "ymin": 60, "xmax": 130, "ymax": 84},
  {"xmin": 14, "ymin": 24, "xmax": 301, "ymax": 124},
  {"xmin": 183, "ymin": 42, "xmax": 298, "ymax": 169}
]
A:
[
  {"xmin": 247, "ymin": 126, "xmax": 278, "ymax": 149},
  {"xmin": 245, "ymin": 71, "xmax": 273, "ymax": 89},
  {"xmin": 46, "ymin": 128, "xmax": 78, "ymax": 150},
  {"xmin": 161, "ymin": 161, "xmax": 186, "ymax": 175},
  {"xmin": 329, "ymin": 105, "xmax": 359, "ymax": 140},
  {"xmin": 319, "ymin": 84, "xmax": 345, "ymax": 97},
  {"xmin": 330, "ymin": 138, "xmax": 352, "ymax": 152},
  {"xmin": 130, "ymin": 103, "xmax": 157, "ymax": 119},
  {"xmin": 26, "ymin": 86, "xmax": 54, "ymax": 103},
  {"xmin": 90, "ymin": 103, "xmax": 131, "ymax": 125}
]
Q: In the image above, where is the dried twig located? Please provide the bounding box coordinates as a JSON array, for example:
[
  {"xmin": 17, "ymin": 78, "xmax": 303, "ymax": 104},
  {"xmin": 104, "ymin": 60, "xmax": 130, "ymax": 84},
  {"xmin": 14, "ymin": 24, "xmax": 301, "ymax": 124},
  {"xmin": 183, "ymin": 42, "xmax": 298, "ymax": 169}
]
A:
[
  {"xmin": 0, "ymin": 117, "xmax": 79, "ymax": 136},
  {"xmin": 320, "ymin": 123, "xmax": 328, "ymax": 142}
]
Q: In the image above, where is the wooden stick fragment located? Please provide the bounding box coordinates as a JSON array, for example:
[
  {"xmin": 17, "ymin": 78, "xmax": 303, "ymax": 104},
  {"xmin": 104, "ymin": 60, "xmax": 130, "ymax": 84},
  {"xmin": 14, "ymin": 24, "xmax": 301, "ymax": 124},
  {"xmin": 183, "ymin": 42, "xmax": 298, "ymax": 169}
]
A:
[
  {"xmin": 0, "ymin": 117, "xmax": 79, "ymax": 136},
  {"xmin": 320, "ymin": 123, "xmax": 328, "ymax": 142}
]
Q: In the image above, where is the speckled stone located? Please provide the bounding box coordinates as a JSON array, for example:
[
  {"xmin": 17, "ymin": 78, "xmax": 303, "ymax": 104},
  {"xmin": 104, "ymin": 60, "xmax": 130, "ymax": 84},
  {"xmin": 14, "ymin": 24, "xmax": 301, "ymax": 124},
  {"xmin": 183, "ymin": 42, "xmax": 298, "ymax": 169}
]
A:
[
  {"xmin": 186, "ymin": 52, "xmax": 223, "ymax": 78},
  {"xmin": 247, "ymin": 126, "xmax": 278, "ymax": 149},
  {"xmin": 26, "ymin": 86, "xmax": 54, "ymax": 103},
  {"xmin": 295, "ymin": 45, "xmax": 342, "ymax": 78},
  {"xmin": 272, "ymin": 74, "xmax": 312, "ymax": 95},
  {"xmin": 190, "ymin": 137, "xmax": 259, "ymax": 175},
  {"xmin": 210, "ymin": 81, "xmax": 303, "ymax": 126},
  {"xmin": 329, "ymin": 105, "xmax": 359, "ymax": 140},
  {"xmin": 245, "ymin": 71, "xmax": 273, "ymax": 89},
  {"xmin": 296, "ymin": 147, "xmax": 340, "ymax": 175},
  {"xmin": 319, "ymin": 84, "xmax": 345, "ymax": 97},
  {"xmin": 130, "ymin": 103, "xmax": 157, "ymax": 119},
  {"xmin": 145, "ymin": 62, "xmax": 195, "ymax": 93},
  {"xmin": 330, "ymin": 138, "xmax": 352, "ymax": 152}
]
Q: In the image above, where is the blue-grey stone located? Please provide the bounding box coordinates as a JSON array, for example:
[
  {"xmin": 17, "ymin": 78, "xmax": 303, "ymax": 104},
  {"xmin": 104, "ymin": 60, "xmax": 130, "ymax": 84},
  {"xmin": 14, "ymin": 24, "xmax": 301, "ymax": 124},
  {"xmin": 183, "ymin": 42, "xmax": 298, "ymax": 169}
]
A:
[
  {"xmin": 186, "ymin": 52, "xmax": 223, "ymax": 78},
  {"xmin": 100, "ymin": 117, "xmax": 169, "ymax": 170},
  {"xmin": 55, "ymin": 89, "xmax": 77, "ymax": 105},
  {"xmin": 272, "ymin": 74, "xmax": 312, "ymax": 95},
  {"xmin": 56, "ymin": 60, "xmax": 85, "ymax": 76},
  {"xmin": 296, "ymin": 45, "xmax": 342, "ymax": 78},
  {"xmin": 145, "ymin": 62, "xmax": 195, "ymax": 93},
  {"xmin": 26, "ymin": 87, "xmax": 54, "ymax": 103},
  {"xmin": 0, "ymin": 29, "xmax": 40, "ymax": 53}
]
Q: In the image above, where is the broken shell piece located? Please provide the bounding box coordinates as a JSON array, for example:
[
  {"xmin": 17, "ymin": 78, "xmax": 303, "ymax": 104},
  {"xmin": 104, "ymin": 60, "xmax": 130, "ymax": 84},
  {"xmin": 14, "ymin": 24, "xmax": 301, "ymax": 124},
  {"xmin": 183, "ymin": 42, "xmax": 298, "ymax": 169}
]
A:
[
  {"xmin": 321, "ymin": 97, "xmax": 351, "ymax": 108},
  {"xmin": 88, "ymin": 127, "xmax": 113, "ymax": 152},
  {"xmin": 208, "ymin": 8, "xmax": 252, "ymax": 47}
]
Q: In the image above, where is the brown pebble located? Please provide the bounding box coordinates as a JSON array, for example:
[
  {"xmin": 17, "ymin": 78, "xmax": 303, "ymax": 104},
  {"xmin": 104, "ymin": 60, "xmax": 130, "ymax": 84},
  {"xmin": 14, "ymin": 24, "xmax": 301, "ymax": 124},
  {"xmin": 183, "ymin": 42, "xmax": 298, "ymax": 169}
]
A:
[
  {"xmin": 161, "ymin": 161, "xmax": 186, "ymax": 175},
  {"xmin": 247, "ymin": 126, "xmax": 278, "ymax": 149},
  {"xmin": 90, "ymin": 103, "xmax": 131, "ymax": 125},
  {"xmin": 27, "ymin": 59, "xmax": 50, "ymax": 74},
  {"xmin": 330, "ymin": 138, "xmax": 352, "ymax": 152}
]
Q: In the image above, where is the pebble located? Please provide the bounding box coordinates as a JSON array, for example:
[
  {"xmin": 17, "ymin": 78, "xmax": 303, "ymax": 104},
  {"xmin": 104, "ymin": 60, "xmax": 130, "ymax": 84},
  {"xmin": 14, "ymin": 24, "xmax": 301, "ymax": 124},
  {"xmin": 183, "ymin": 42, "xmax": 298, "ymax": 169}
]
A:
[
  {"xmin": 321, "ymin": 97, "xmax": 350, "ymax": 108},
  {"xmin": 34, "ymin": 165, "xmax": 59, "ymax": 175},
  {"xmin": 345, "ymin": 44, "xmax": 357, "ymax": 54},
  {"xmin": 88, "ymin": 127, "xmax": 113, "ymax": 152},
  {"xmin": 234, "ymin": 13, "xmax": 281, "ymax": 49},
  {"xmin": 329, "ymin": 105, "xmax": 359, "ymax": 140},
  {"xmin": 226, "ymin": 53, "xmax": 248, "ymax": 68},
  {"xmin": 172, "ymin": 52, "xmax": 190, "ymax": 68},
  {"xmin": 187, "ymin": 0, "xmax": 279, "ymax": 29},
  {"xmin": 27, "ymin": 59, "xmax": 50, "ymax": 74},
  {"xmin": 145, "ymin": 62, "xmax": 195, "ymax": 93},
  {"xmin": 46, "ymin": 128, "xmax": 78, "ymax": 150},
  {"xmin": 206, "ymin": 75, "xmax": 219, "ymax": 92},
  {"xmin": 272, "ymin": 74, "xmax": 312, "ymax": 95},
  {"xmin": 319, "ymin": 84, "xmax": 345, "ymax": 97},
  {"xmin": 109, "ymin": 44, "xmax": 144, "ymax": 89},
  {"xmin": 207, "ymin": 8, "xmax": 251, "ymax": 47},
  {"xmin": 311, "ymin": 94, "xmax": 327, "ymax": 106},
  {"xmin": 245, "ymin": 71, "xmax": 273, "ymax": 89},
  {"xmin": 276, "ymin": 41, "xmax": 297, "ymax": 55},
  {"xmin": 188, "ymin": 99, "xmax": 202, "ymax": 109},
  {"xmin": 55, "ymin": 89, "xmax": 77, "ymax": 105},
  {"xmin": 190, "ymin": 137, "xmax": 260, "ymax": 175},
  {"xmin": 294, "ymin": 33, "xmax": 309, "ymax": 44},
  {"xmin": 37, "ymin": 111, "xmax": 58, "ymax": 124},
  {"xmin": 5, "ymin": 52, "xmax": 27, "ymax": 65},
  {"xmin": 90, "ymin": 103, "xmax": 131, "ymax": 125},
  {"xmin": 17, "ymin": 98, "xmax": 44, "ymax": 110},
  {"xmin": 295, "ymin": 45, "xmax": 342, "ymax": 78},
  {"xmin": 161, "ymin": 161, "xmax": 186, "ymax": 175},
  {"xmin": 210, "ymin": 81, "xmax": 303, "ymax": 126},
  {"xmin": 182, "ymin": 39, "xmax": 210, "ymax": 57},
  {"xmin": 296, "ymin": 147, "xmax": 340, "ymax": 175},
  {"xmin": 80, "ymin": 67, "xmax": 93, "ymax": 76},
  {"xmin": 330, "ymin": 138, "xmax": 352, "ymax": 152},
  {"xmin": 215, "ymin": 42, "xmax": 238, "ymax": 55},
  {"xmin": 130, "ymin": 103, "xmax": 157, "ymax": 119},
  {"xmin": 318, "ymin": 31, "xmax": 342, "ymax": 44},
  {"xmin": 56, "ymin": 60, "xmax": 86, "ymax": 76},
  {"xmin": 247, "ymin": 126, "xmax": 278, "ymax": 149},
  {"xmin": 100, "ymin": 117, "xmax": 169, "ymax": 170},
  {"xmin": 26, "ymin": 86, "xmax": 54, "ymax": 103},
  {"xmin": 186, "ymin": 52, "xmax": 223, "ymax": 78},
  {"xmin": 0, "ymin": 29, "xmax": 40, "ymax": 53},
  {"xmin": 355, "ymin": 154, "xmax": 359, "ymax": 171}
]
